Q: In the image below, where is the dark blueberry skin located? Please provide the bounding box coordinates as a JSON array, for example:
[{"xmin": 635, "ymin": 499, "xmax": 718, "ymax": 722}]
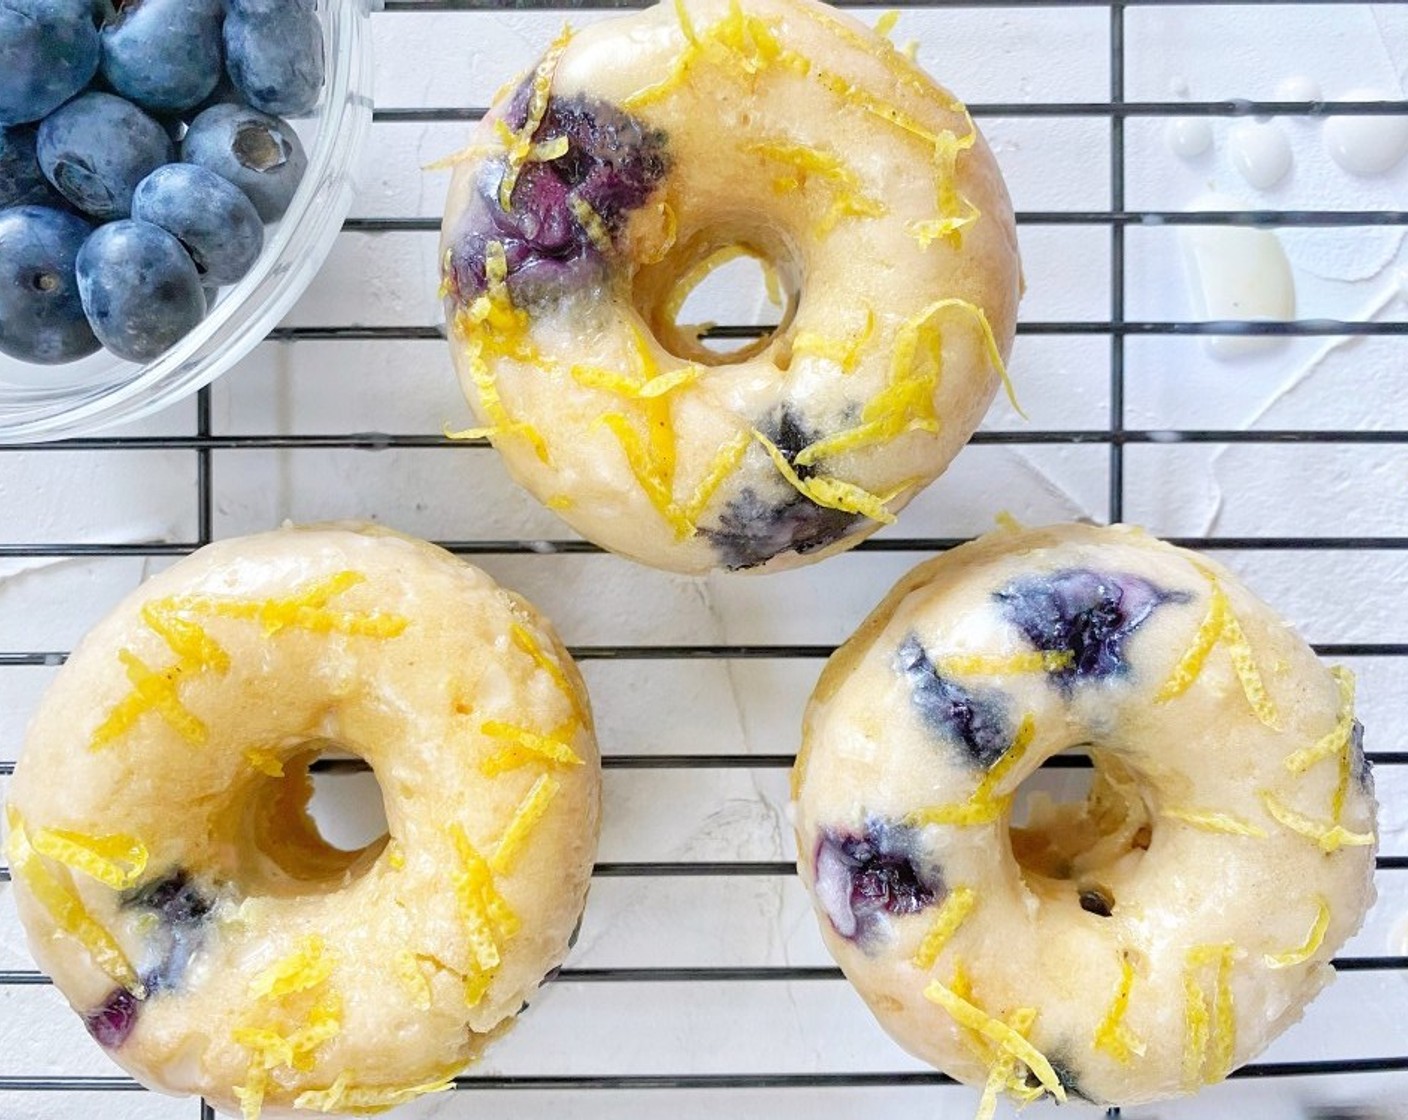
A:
[
  {"xmin": 0, "ymin": 126, "xmax": 67, "ymax": 208},
  {"xmin": 223, "ymin": 2, "xmax": 324, "ymax": 117},
  {"xmin": 76, "ymin": 219, "xmax": 206, "ymax": 362},
  {"xmin": 1030, "ymin": 1056, "xmax": 1095, "ymax": 1105},
  {"xmin": 124, "ymin": 868, "xmax": 214, "ymax": 992},
  {"xmin": 37, "ymin": 91, "xmax": 174, "ymax": 220},
  {"xmin": 1349, "ymin": 719, "xmax": 1374, "ymax": 793},
  {"xmin": 132, "ymin": 163, "xmax": 264, "ymax": 286},
  {"xmin": 701, "ymin": 407, "xmax": 863, "ymax": 569},
  {"xmin": 1077, "ymin": 886, "xmax": 1114, "ymax": 917},
  {"xmin": 445, "ymin": 86, "xmax": 668, "ymax": 306},
  {"xmin": 0, "ymin": 206, "xmax": 100, "ymax": 364},
  {"xmin": 84, "ymin": 986, "xmax": 139, "ymax": 1048},
  {"xmin": 100, "ymin": 0, "xmax": 226, "ymax": 114},
  {"xmin": 0, "ymin": 0, "xmax": 101, "ymax": 126},
  {"xmin": 995, "ymin": 568, "xmax": 1185, "ymax": 688},
  {"xmin": 897, "ymin": 635, "xmax": 1014, "ymax": 769},
  {"xmin": 814, "ymin": 820, "xmax": 941, "ymax": 946},
  {"xmin": 181, "ymin": 102, "xmax": 307, "ymax": 221}
]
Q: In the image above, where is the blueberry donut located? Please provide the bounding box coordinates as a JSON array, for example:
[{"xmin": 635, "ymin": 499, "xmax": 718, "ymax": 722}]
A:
[
  {"xmin": 793, "ymin": 522, "xmax": 1377, "ymax": 1111},
  {"xmin": 6, "ymin": 524, "xmax": 601, "ymax": 1117},
  {"xmin": 438, "ymin": 0, "xmax": 1020, "ymax": 574}
]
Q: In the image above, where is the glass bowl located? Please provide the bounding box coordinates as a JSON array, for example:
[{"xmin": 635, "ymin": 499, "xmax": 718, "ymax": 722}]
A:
[{"xmin": 0, "ymin": 0, "xmax": 374, "ymax": 444}]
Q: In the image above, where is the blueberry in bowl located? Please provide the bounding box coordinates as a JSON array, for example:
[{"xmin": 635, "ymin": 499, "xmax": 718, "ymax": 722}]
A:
[{"xmin": 0, "ymin": 0, "xmax": 372, "ymax": 442}]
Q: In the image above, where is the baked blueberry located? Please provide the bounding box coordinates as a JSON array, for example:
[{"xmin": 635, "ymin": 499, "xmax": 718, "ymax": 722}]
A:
[
  {"xmin": 996, "ymin": 568, "xmax": 1182, "ymax": 687},
  {"xmin": 124, "ymin": 869, "xmax": 214, "ymax": 993},
  {"xmin": 1349, "ymin": 719, "xmax": 1373, "ymax": 792},
  {"xmin": 76, "ymin": 219, "xmax": 206, "ymax": 362},
  {"xmin": 223, "ymin": 2, "xmax": 324, "ymax": 117},
  {"xmin": 84, "ymin": 986, "xmax": 140, "ymax": 1048},
  {"xmin": 132, "ymin": 163, "xmax": 263, "ymax": 286},
  {"xmin": 0, "ymin": 0, "xmax": 101, "ymax": 126},
  {"xmin": 814, "ymin": 820, "xmax": 941, "ymax": 945},
  {"xmin": 37, "ymin": 91, "xmax": 174, "ymax": 220},
  {"xmin": 100, "ymin": 0, "xmax": 226, "ymax": 114},
  {"xmin": 181, "ymin": 102, "xmax": 306, "ymax": 221},
  {"xmin": 0, "ymin": 205, "xmax": 100, "ymax": 364},
  {"xmin": 0, "ymin": 126, "xmax": 66, "ymax": 208},
  {"xmin": 897, "ymin": 635, "xmax": 1013, "ymax": 768}
]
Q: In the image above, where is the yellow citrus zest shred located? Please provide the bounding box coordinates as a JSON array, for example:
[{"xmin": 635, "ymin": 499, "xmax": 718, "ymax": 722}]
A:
[
  {"xmin": 874, "ymin": 9, "xmax": 900, "ymax": 38},
  {"xmin": 387, "ymin": 841, "xmax": 406, "ymax": 871},
  {"xmin": 546, "ymin": 494, "xmax": 574, "ymax": 510},
  {"xmin": 232, "ymin": 993, "xmax": 342, "ymax": 1073},
  {"xmin": 1183, "ymin": 943, "xmax": 1237, "ymax": 1085},
  {"xmin": 394, "ymin": 949, "xmax": 434, "ymax": 1011},
  {"xmin": 568, "ymin": 195, "xmax": 613, "ymax": 252},
  {"xmin": 924, "ymin": 971, "xmax": 1065, "ymax": 1103},
  {"xmin": 245, "ymin": 748, "xmax": 285, "ymax": 778},
  {"xmin": 491, "ymin": 773, "xmax": 562, "ymax": 875},
  {"xmin": 599, "ymin": 412, "xmax": 695, "ymax": 538},
  {"xmin": 746, "ymin": 140, "xmax": 886, "ymax": 234},
  {"xmin": 1212, "ymin": 947, "xmax": 1236, "ymax": 1082},
  {"xmin": 1155, "ymin": 577, "xmax": 1277, "ymax": 727},
  {"xmin": 753, "ymin": 429, "xmax": 899, "ymax": 525},
  {"xmin": 1159, "ymin": 808, "xmax": 1268, "ymax": 838},
  {"xmin": 450, "ymin": 823, "xmax": 520, "ymax": 1003},
  {"xmin": 93, "ymin": 649, "xmax": 208, "ymax": 749},
  {"xmin": 141, "ymin": 602, "xmax": 230, "ymax": 673},
  {"xmin": 975, "ymin": 1007, "xmax": 1038, "ymax": 1120},
  {"xmin": 234, "ymin": 1066, "xmax": 267, "ymax": 1120},
  {"xmin": 936, "ymin": 650, "xmax": 1073, "ymax": 677},
  {"xmin": 6, "ymin": 808, "xmax": 143, "ymax": 994},
  {"xmin": 1264, "ymin": 896, "xmax": 1331, "ymax": 968},
  {"xmin": 908, "ymin": 714, "xmax": 1034, "ymax": 828},
  {"xmin": 681, "ymin": 431, "xmax": 752, "ymax": 526},
  {"xmin": 29, "ymin": 827, "xmax": 149, "ymax": 890},
  {"xmin": 480, "ymin": 720, "xmax": 582, "ymax": 772},
  {"xmin": 791, "ymin": 304, "xmax": 875, "ymax": 374},
  {"xmin": 497, "ymin": 26, "xmax": 574, "ymax": 210},
  {"xmin": 249, "ymin": 936, "xmax": 335, "ymax": 1001},
  {"xmin": 1093, "ymin": 956, "xmax": 1147, "ymax": 1064},
  {"xmin": 911, "ymin": 886, "xmax": 976, "ymax": 970},
  {"xmin": 292, "ymin": 1070, "xmax": 455, "ymax": 1114},
  {"xmin": 994, "ymin": 510, "xmax": 1023, "ymax": 532},
  {"xmin": 975, "ymin": 713, "xmax": 1035, "ymax": 803},
  {"xmin": 1259, "ymin": 790, "xmax": 1374, "ymax": 853},
  {"xmin": 660, "ymin": 245, "xmax": 757, "ymax": 330},
  {"xmin": 162, "ymin": 572, "xmax": 407, "ymax": 641},
  {"xmin": 1285, "ymin": 667, "xmax": 1355, "ymax": 775},
  {"xmin": 1181, "ymin": 965, "xmax": 1209, "ymax": 1089},
  {"xmin": 509, "ymin": 623, "xmax": 582, "ymax": 719}
]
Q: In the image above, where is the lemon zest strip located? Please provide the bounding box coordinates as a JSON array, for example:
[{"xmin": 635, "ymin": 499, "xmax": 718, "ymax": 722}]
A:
[
  {"xmin": 491, "ymin": 773, "xmax": 562, "ymax": 875},
  {"xmin": 394, "ymin": 949, "xmax": 434, "ymax": 1011},
  {"xmin": 1264, "ymin": 896, "xmax": 1331, "ymax": 968},
  {"xmin": 30, "ymin": 828, "xmax": 149, "ymax": 890},
  {"xmin": 293, "ymin": 1070, "xmax": 454, "ymax": 1113},
  {"xmin": 1285, "ymin": 667, "xmax": 1355, "ymax": 775},
  {"xmin": 1159, "ymin": 808, "xmax": 1267, "ymax": 838},
  {"xmin": 497, "ymin": 27, "xmax": 573, "ymax": 211},
  {"xmin": 911, "ymin": 886, "xmax": 976, "ymax": 970},
  {"xmin": 753, "ymin": 429, "xmax": 898, "ymax": 524},
  {"xmin": 975, "ymin": 1007, "xmax": 1037, "ymax": 1120},
  {"xmin": 791, "ymin": 304, "xmax": 875, "ymax": 374},
  {"xmin": 681, "ymin": 432, "xmax": 752, "ymax": 526},
  {"xmin": 245, "ymin": 748, "xmax": 285, "ymax": 777},
  {"xmin": 1093, "ymin": 956, "xmax": 1147, "ymax": 1063},
  {"xmin": 923, "ymin": 976, "xmax": 1065, "ymax": 1103},
  {"xmin": 1156, "ymin": 578, "xmax": 1277, "ymax": 727},
  {"xmin": 937, "ymin": 650, "xmax": 1073, "ymax": 677},
  {"xmin": 249, "ymin": 936, "xmax": 334, "ymax": 1001},
  {"xmin": 1259, "ymin": 791, "xmax": 1374, "ymax": 853},
  {"xmin": 1181, "ymin": 966, "xmax": 1210, "ymax": 1089},
  {"xmin": 234, "ymin": 1067, "xmax": 267, "ymax": 1120}
]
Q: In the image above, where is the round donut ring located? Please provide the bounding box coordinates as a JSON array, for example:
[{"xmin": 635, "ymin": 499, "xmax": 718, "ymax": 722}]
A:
[
  {"xmin": 6, "ymin": 524, "xmax": 601, "ymax": 1116},
  {"xmin": 438, "ymin": 0, "xmax": 1021, "ymax": 574},
  {"xmin": 792, "ymin": 522, "xmax": 1377, "ymax": 1109}
]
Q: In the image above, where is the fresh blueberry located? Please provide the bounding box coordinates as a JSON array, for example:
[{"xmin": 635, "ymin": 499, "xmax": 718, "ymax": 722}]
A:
[
  {"xmin": 76, "ymin": 219, "xmax": 206, "ymax": 362},
  {"xmin": 995, "ymin": 569, "xmax": 1184, "ymax": 687},
  {"xmin": 132, "ymin": 164, "xmax": 263, "ymax": 286},
  {"xmin": 99, "ymin": 0, "xmax": 225, "ymax": 114},
  {"xmin": 225, "ymin": 0, "xmax": 314, "ymax": 14},
  {"xmin": 444, "ymin": 90, "xmax": 669, "ymax": 306},
  {"xmin": 84, "ymin": 986, "xmax": 140, "ymax": 1048},
  {"xmin": 0, "ymin": 205, "xmax": 100, "ymax": 364},
  {"xmin": 0, "ymin": 0, "xmax": 101, "ymax": 126},
  {"xmin": 0, "ymin": 125, "xmax": 66, "ymax": 208},
  {"xmin": 814, "ymin": 820, "xmax": 941, "ymax": 945},
  {"xmin": 37, "ymin": 91, "xmax": 174, "ymax": 220},
  {"xmin": 897, "ymin": 635, "xmax": 1014, "ymax": 768},
  {"xmin": 181, "ymin": 102, "xmax": 306, "ymax": 221},
  {"xmin": 223, "ymin": 3, "xmax": 324, "ymax": 117}
]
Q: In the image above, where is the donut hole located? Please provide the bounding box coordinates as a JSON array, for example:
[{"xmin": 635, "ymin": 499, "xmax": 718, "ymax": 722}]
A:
[
  {"xmin": 1006, "ymin": 750, "xmax": 1153, "ymax": 909},
  {"xmin": 636, "ymin": 229, "xmax": 800, "ymax": 368},
  {"xmin": 215, "ymin": 745, "xmax": 389, "ymax": 898}
]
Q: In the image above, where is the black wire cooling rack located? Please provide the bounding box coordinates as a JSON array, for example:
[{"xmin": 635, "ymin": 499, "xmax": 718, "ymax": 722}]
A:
[{"xmin": 2, "ymin": 0, "xmax": 1407, "ymax": 1117}]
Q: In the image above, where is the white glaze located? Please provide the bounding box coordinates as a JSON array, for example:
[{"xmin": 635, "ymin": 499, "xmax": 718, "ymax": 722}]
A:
[
  {"xmin": 1228, "ymin": 121, "xmax": 1292, "ymax": 189},
  {"xmin": 1166, "ymin": 118, "xmax": 1214, "ymax": 159},
  {"xmin": 1275, "ymin": 74, "xmax": 1321, "ymax": 103},
  {"xmin": 1323, "ymin": 89, "xmax": 1408, "ymax": 176}
]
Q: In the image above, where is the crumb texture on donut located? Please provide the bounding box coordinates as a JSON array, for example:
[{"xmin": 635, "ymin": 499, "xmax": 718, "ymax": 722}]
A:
[
  {"xmin": 792, "ymin": 522, "xmax": 1378, "ymax": 1112},
  {"xmin": 5, "ymin": 524, "xmax": 602, "ymax": 1118},
  {"xmin": 438, "ymin": 0, "xmax": 1021, "ymax": 573}
]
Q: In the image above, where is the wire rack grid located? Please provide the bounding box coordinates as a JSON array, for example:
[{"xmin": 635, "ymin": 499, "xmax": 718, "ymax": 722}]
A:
[{"xmin": 1, "ymin": 1, "xmax": 1407, "ymax": 1118}]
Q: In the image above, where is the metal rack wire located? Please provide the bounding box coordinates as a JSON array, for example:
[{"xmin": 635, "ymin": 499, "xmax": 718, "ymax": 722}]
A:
[{"xmin": 1, "ymin": 0, "xmax": 1406, "ymax": 1117}]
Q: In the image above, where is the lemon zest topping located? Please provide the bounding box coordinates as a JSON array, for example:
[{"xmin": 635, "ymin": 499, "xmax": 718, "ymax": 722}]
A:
[
  {"xmin": 746, "ymin": 140, "xmax": 886, "ymax": 234},
  {"xmin": 975, "ymin": 713, "xmax": 1035, "ymax": 803},
  {"xmin": 974, "ymin": 1006, "xmax": 1039, "ymax": 1120},
  {"xmin": 234, "ymin": 1067, "xmax": 267, "ymax": 1120},
  {"xmin": 753, "ymin": 429, "xmax": 900, "ymax": 525},
  {"xmin": 95, "ymin": 649, "xmax": 208, "ymax": 748},
  {"xmin": 923, "ymin": 974, "xmax": 1065, "ymax": 1103},
  {"xmin": 141, "ymin": 602, "xmax": 230, "ymax": 673},
  {"xmin": 450, "ymin": 823, "xmax": 519, "ymax": 996},
  {"xmin": 874, "ymin": 9, "xmax": 900, "ymax": 38},
  {"xmin": 387, "ymin": 842, "xmax": 406, "ymax": 870},
  {"xmin": 163, "ymin": 572, "xmax": 407, "ymax": 641},
  {"xmin": 681, "ymin": 431, "xmax": 752, "ymax": 525},
  {"xmin": 936, "ymin": 650, "xmax": 1073, "ymax": 677},
  {"xmin": 994, "ymin": 510, "xmax": 1023, "ymax": 532},
  {"xmin": 600, "ymin": 413, "xmax": 695, "ymax": 538},
  {"xmin": 395, "ymin": 950, "xmax": 434, "ymax": 1011},
  {"xmin": 911, "ymin": 886, "xmax": 976, "ymax": 970},
  {"xmin": 480, "ymin": 720, "xmax": 582, "ymax": 771},
  {"xmin": 292, "ymin": 1071, "xmax": 455, "ymax": 1114},
  {"xmin": 250, "ymin": 936, "xmax": 335, "ymax": 1001},
  {"xmin": 245, "ymin": 748, "xmax": 285, "ymax": 777},
  {"xmin": 1259, "ymin": 791, "xmax": 1374, "ymax": 853},
  {"xmin": 509, "ymin": 622, "xmax": 582, "ymax": 720},
  {"xmin": 497, "ymin": 26, "xmax": 573, "ymax": 211},
  {"xmin": 1181, "ymin": 967, "xmax": 1209, "ymax": 1089},
  {"xmin": 233, "ymin": 994, "xmax": 342, "ymax": 1073},
  {"xmin": 491, "ymin": 773, "xmax": 562, "ymax": 875},
  {"xmin": 791, "ymin": 304, "xmax": 875, "ymax": 375},
  {"xmin": 6, "ymin": 809, "xmax": 143, "ymax": 994},
  {"xmin": 1264, "ymin": 896, "xmax": 1331, "ymax": 968},
  {"xmin": 1183, "ymin": 943, "xmax": 1236, "ymax": 1085},
  {"xmin": 1212, "ymin": 946, "xmax": 1236, "ymax": 1082},
  {"xmin": 1159, "ymin": 809, "xmax": 1268, "ymax": 838},
  {"xmin": 568, "ymin": 195, "xmax": 613, "ymax": 252},
  {"xmin": 546, "ymin": 494, "xmax": 574, "ymax": 511},
  {"xmin": 1093, "ymin": 956, "xmax": 1147, "ymax": 1064},
  {"xmin": 423, "ymin": 141, "xmax": 505, "ymax": 172},
  {"xmin": 660, "ymin": 245, "xmax": 756, "ymax": 329},
  {"xmin": 1285, "ymin": 668, "xmax": 1355, "ymax": 775},
  {"xmin": 29, "ymin": 828, "xmax": 148, "ymax": 890},
  {"xmin": 908, "ymin": 715, "xmax": 1034, "ymax": 828}
]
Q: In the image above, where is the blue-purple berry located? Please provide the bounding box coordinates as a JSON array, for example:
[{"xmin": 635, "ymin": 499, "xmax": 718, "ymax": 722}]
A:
[
  {"xmin": 76, "ymin": 219, "xmax": 206, "ymax": 362},
  {"xmin": 181, "ymin": 101, "xmax": 306, "ymax": 221},
  {"xmin": 0, "ymin": 0, "xmax": 101, "ymax": 126},
  {"xmin": 223, "ymin": 2, "xmax": 324, "ymax": 117},
  {"xmin": 0, "ymin": 205, "xmax": 100, "ymax": 364},
  {"xmin": 84, "ymin": 986, "xmax": 139, "ymax": 1048},
  {"xmin": 897, "ymin": 635, "xmax": 1014, "ymax": 768},
  {"xmin": 124, "ymin": 869, "xmax": 213, "ymax": 993},
  {"xmin": 132, "ymin": 163, "xmax": 263, "ymax": 286},
  {"xmin": 0, "ymin": 125, "xmax": 68, "ymax": 209},
  {"xmin": 37, "ymin": 91, "xmax": 173, "ymax": 220},
  {"xmin": 99, "ymin": 0, "xmax": 226, "ymax": 114},
  {"xmin": 995, "ymin": 569, "xmax": 1182, "ymax": 687},
  {"xmin": 814, "ymin": 820, "xmax": 940, "ymax": 945}
]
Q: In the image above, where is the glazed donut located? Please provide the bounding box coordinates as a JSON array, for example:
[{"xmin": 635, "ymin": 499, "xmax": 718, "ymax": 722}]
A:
[
  {"xmin": 6, "ymin": 524, "xmax": 601, "ymax": 1117},
  {"xmin": 438, "ymin": 0, "xmax": 1020, "ymax": 574},
  {"xmin": 792, "ymin": 522, "xmax": 1377, "ymax": 1110}
]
